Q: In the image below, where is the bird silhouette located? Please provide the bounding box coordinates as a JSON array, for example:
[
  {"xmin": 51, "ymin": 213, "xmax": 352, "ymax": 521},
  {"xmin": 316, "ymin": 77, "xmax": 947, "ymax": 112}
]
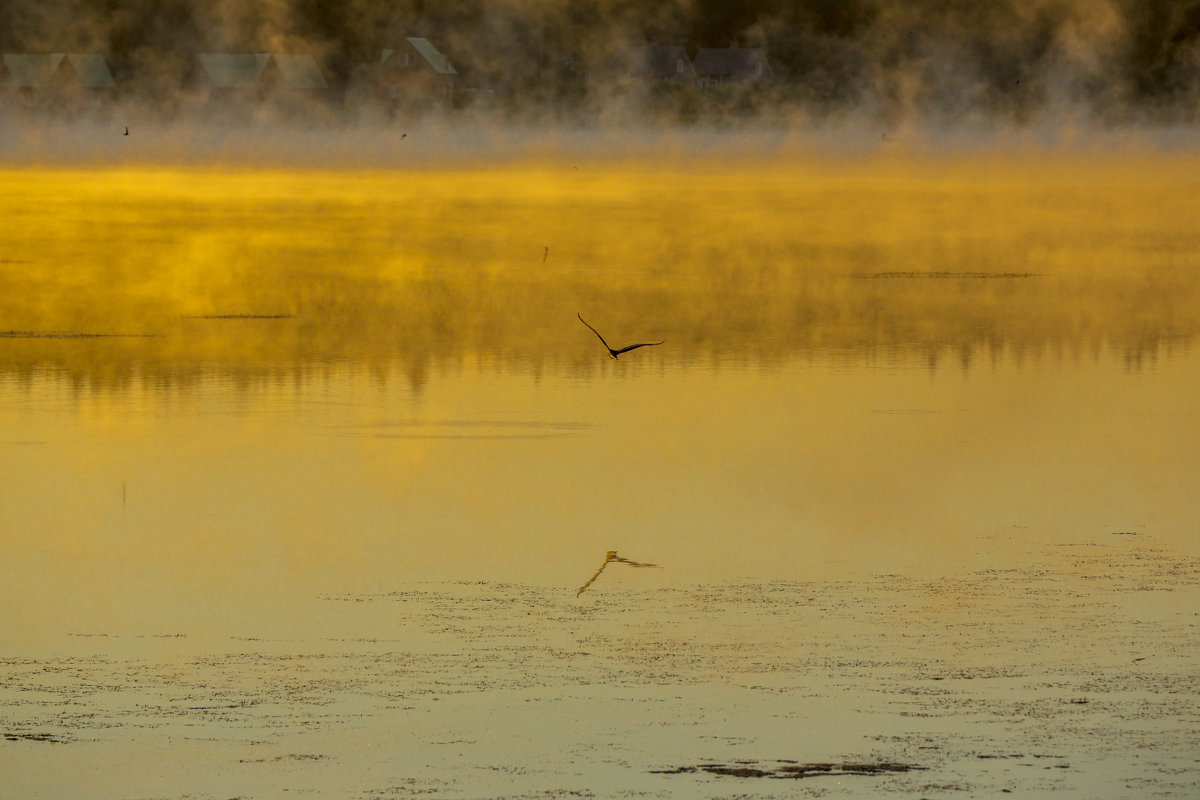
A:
[
  {"xmin": 543, "ymin": 246, "xmax": 549, "ymax": 263},
  {"xmin": 577, "ymin": 313, "xmax": 663, "ymax": 359},
  {"xmin": 123, "ymin": 126, "xmax": 129, "ymax": 136}
]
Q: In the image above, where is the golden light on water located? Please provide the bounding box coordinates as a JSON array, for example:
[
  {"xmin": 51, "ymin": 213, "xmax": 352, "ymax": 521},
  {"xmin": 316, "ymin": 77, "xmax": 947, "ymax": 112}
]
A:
[
  {"xmin": 2, "ymin": 154, "xmax": 1199, "ymax": 798},
  {"xmin": 3, "ymin": 155, "xmax": 1198, "ymax": 375},
  {"xmin": 3, "ymin": 154, "xmax": 1199, "ymax": 616}
]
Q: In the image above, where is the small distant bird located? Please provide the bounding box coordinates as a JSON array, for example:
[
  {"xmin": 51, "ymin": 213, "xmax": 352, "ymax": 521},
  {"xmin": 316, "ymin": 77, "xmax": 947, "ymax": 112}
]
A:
[
  {"xmin": 123, "ymin": 126, "xmax": 129, "ymax": 136},
  {"xmin": 401, "ymin": 132, "xmax": 407, "ymax": 139},
  {"xmin": 577, "ymin": 313, "xmax": 663, "ymax": 359},
  {"xmin": 543, "ymin": 246, "xmax": 549, "ymax": 263}
]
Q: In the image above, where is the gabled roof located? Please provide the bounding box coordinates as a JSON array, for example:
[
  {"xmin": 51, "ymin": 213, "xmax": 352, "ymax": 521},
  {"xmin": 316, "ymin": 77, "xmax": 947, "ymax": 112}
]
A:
[
  {"xmin": 272, "ymin": 54, "xmax": 327, "ymax": 89},
  {"xmin": 3, "ymin": 54, "xmax": 65, "ymax": 88},
  {"xmin": 198, "ymin": 53, "xmax": 271, "ymax": 88},
  {"xmin": 383, "ymin": 37, "xmax": 457, "ymax": 75},
  {"xmin": 65, "ymin": 53, "xmax": 116, "ymax": 88},
  {"xmin": 692, "ymin": 48, "xmax": 769, "ymax": 79},
  {"xmin": 1, "ymin": 53, "xmax": 116, "ymax": 88}
]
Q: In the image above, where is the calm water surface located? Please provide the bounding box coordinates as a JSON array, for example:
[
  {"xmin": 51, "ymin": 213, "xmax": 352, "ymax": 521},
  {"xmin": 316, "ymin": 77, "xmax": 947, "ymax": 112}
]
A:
[{"xmin": 1, "ymin": 157, "xmax": 1198, "ymax": 797}]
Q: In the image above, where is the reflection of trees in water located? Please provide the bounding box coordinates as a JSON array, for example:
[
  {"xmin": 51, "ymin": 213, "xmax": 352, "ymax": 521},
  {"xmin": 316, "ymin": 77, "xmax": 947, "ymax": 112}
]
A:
[
  {"xmin": 0, "ymin": 268, "xmax": 1195, "ymax": 393},
  {"xmin": 2, "ymin": 164, "xmax": 1197, "ymax": 391},
  {"xmin": 0, "ymin": 265, "xmax": 1194, "ymax": 393}
]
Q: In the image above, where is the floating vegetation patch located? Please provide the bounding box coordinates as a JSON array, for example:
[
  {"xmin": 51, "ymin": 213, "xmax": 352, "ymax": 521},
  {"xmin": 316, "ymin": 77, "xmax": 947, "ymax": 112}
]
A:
[
  {"xmin": 182, "ymin": 314, "xmax": 294, "ymax": 319},
  {"xmin": 651, "ymin": 760, "xmax": 924, "ymax": 779},
  {"xmin": 66, "ymin": 632, "xmax": 185, "ymax": 638},
  {"xmin": 0, "ymin": 330, "xmax": 157, "ymax": 339},
  {"xmin": 239, "ymin": 753, "xmax": 328, "ymax": 763},
  {"xmin": 861, "ymin": 271, "xmax": 1039, "ymax": 279},
  {"xmin": 4, "ymin": 732, "xmax": 66, "ymax": 744}
]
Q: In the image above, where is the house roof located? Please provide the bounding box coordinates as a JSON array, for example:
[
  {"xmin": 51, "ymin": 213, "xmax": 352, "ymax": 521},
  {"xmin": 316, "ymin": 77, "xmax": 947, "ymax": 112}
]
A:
[
  {"xmin": 198, "ymin": 53, "xmax": 270, "ymax": 88},
  {"xmin": 2, "ymin": 53, "xmax": 116, "ymax": 88},
  {"xmin": 3, "ymin": 54, "xmax": 65, "ymax": 88},
  {"xmin": 381, "ymin": 38, "xmax": 457, "ymax": 75},
  {"xmin": 692, "ymin": 48, "xmax": 768, "ymax": 79},
  {"xmin": 65, "ymin": 53, "xmax": 116, "ymax": 88},
  {"xmin": 620, "ymin": 45, "xmax": 692, "ymax": 79},
  {"xmin": 272, "ymin": 54, "xmax": 327, "ymax": 89}
]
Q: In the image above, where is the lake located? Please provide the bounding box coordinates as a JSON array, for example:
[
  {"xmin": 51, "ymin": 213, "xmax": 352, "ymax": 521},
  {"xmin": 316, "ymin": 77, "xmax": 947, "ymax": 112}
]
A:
[{"xmin": 2, "ymin": 154, "xmax": 1198, "ymax": 798}]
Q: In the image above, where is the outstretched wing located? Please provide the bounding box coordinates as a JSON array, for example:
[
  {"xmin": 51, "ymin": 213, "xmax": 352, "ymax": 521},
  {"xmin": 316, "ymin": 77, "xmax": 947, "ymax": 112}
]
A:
[
  {"xmin": 577, "ymin": 313, "xmax": 612, "ymax": 351},
  {"xmin": 614, "ymin": 341, "xmax": 664, "ymax": 355}
]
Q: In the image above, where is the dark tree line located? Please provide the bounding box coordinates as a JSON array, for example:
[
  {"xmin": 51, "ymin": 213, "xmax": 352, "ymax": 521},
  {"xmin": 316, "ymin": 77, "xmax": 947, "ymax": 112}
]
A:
[{"xmin": 2, "ymin": 0, "xmax": 1198, "ymax": 120}]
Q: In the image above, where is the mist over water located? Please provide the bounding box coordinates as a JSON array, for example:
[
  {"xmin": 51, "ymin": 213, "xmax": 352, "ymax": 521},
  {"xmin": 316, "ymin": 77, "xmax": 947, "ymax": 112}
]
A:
[{"xmin": 2, "ymin": 158, "xmax": 1197, "ymax": 388}]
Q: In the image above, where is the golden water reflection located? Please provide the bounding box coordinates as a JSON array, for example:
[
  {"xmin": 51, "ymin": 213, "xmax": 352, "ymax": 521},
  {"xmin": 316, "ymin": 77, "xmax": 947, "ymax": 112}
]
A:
[
  {"xmin": 1, "ymin": 156, "xmax": 1198, "ymax": 391},
  {"xmin": 2, "ymin": 157, "xmax": 1199, "ymax": 646}
]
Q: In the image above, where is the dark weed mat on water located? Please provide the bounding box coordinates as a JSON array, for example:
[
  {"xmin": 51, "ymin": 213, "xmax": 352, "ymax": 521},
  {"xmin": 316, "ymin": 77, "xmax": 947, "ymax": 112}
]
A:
[
  {"xmin": 860, "ymin": 272, "xmax": 1039, "ymax": 279},
  {"xmin": 4, "ymin": 732, "xmax": 66, "ymax": 744},
  {"xmin": 0, "ymin": 330, "xmax": 158, "ymax": 339},
  {"xmin": 650, "ymin": 761, "xmax": 924, "ymax": 779},
  {"xmin": 181, "ymin": 314, "xmax": 295, "ymax": 319}
]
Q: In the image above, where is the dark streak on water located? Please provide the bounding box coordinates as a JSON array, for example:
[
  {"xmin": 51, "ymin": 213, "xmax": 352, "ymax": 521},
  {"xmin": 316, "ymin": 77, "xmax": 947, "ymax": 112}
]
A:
[
  {"xmin": 4, "ymin": 732, "xmax": 66, "ymax": 744},
  {"xmin": 181, "ymin": 315, "xmax": 295, "ymax": 320},
  {"xmin": 860, "ymin": 272, "xmax": 1041, "ymax": 279},
  {"xmin": 651, "ymin": 760, "xmax": 925, "ymax": 778},
  {"xmin": 0, "ymin": 331, "xmax": 158, "ymax": 339},
  {"xmin": 370, "ymin": 433, "xmax": 579, "ymax": 440},
  {"xmin": 337, "ymin": 420, "xmax": 593, "ymax": 430}
]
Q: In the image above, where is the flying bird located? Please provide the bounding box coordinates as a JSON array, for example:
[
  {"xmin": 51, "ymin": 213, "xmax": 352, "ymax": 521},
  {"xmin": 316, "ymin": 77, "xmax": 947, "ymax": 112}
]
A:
[
  {"xmin": 123, "ymin": 126, "xmax": 129, "ymax": 136},
  {"xmin": 543, "ymin": 246, "xmax": 549, "ymax": 263},
  {"xmin": 577, "ymin": 313, "xmax": 663, "ymax": 359}
]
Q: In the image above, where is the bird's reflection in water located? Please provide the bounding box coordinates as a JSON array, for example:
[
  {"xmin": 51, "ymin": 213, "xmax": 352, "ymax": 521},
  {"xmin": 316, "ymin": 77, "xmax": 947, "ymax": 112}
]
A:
[{"xmin": 576, "ymin": 550, "xmax": 660, "ymax": 597}]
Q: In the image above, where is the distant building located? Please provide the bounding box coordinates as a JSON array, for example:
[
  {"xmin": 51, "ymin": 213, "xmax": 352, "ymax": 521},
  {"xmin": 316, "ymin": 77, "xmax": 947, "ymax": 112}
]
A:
[
  {"xmin": 692, "ymin": 48, "xmax": 773, "ymax": 90},
  {"xmin": 616, "ymin": 45, "xmax": 696, "ymax": 86},
  {"xmin": 194, "ymin": 53, "xmax": 327, "ymax": 92},
  {"xmin": 270, "ymin": 54, "xmax": 329, "ymax": 90},
  {"xmin": 196, "ymin": 53, "xmax": 271, "ymax": 90},
  {"xmin": 378, "ymin": 38, "xmax": 457, "ymax": 107},
  {"xmin": 189, "ymin": 53, "xmax": 328, "ymax": 116},
  {"xmin": 2, "ymin": 53, "xmax": 115, "ymax": 106}
]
